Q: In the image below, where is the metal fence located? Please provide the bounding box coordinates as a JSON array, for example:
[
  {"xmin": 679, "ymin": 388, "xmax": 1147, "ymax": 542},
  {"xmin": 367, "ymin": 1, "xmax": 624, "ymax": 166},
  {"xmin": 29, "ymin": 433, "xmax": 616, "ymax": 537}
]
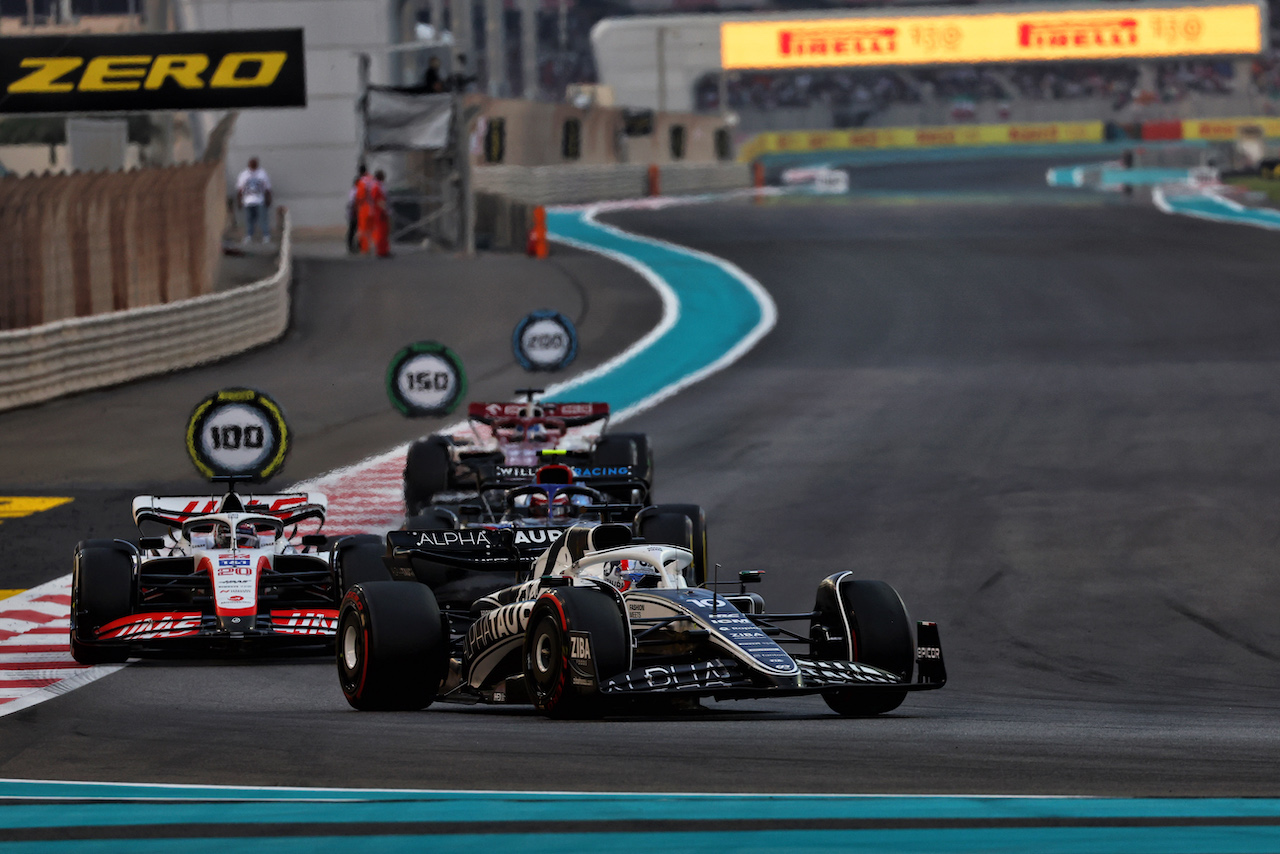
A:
[{"xmin": 0, "ymin": 160, "xmax": 224, "ymax": 330}]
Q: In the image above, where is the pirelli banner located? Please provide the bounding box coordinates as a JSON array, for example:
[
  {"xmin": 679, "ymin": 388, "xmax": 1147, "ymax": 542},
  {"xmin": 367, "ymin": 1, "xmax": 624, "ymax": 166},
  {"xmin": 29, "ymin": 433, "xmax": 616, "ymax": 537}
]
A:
[
  {"xmin": 0, "ymin": 29, "xmax": 305, "ymax": 114},
  {"xmin": 721, "ymin": 3, "xmax": 1264, "ymax": 69}
]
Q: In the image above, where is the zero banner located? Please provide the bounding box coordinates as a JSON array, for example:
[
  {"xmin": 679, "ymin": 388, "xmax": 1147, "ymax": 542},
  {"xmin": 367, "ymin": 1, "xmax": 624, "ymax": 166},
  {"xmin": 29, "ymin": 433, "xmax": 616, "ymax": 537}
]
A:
[{"xmin": 0, "ymin": 28, "xmax": 306, "ymax": 114}]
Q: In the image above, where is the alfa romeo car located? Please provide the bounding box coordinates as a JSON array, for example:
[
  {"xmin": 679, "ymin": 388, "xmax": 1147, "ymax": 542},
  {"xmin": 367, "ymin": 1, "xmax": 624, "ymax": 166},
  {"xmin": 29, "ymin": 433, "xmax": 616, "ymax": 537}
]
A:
[{"xmin": 403, "ymin": 390, "xmax": 652, "ymax": 514}]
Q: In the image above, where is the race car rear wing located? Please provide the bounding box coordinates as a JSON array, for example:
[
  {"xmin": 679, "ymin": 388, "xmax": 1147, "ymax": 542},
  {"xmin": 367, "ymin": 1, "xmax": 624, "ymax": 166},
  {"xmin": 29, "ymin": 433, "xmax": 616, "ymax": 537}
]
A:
[
  {"xmin": 132, "ymin": 492, "xmax": 328, "ymax": 530},
  {"xmin": 467, "ymin": 401, "xmax": 610, "ymax": 428},
  {"xmin": 386, "ymin": 527, "xmax": 557, "ymax": 568}
]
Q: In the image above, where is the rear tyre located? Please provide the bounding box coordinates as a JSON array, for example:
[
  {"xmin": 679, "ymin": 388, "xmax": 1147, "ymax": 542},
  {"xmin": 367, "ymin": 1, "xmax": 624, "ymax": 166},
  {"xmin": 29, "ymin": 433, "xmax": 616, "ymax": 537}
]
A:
[
  {"xmin": 337, "ymin": 581, "xmax": 448, "ymax": 711},
  {"xmin": 524, "ymin": 587, "xmax": 630, "ymax": 719},
  {"xmin": 403, "ymin": 437, "xmax": 453, "ymax": 515},
  {"xmin": 335, "ymin": 537, "xmax": 392, "ymax": 592},
  {"xmin": 70, "ymin": 545, "xmax": 135, "ymax": 665},
  {"xmin": 636, "ymin": 503, "xmax": 708, "ymax": 586},
  {"xmin": 812, "ymin": 576, "xmax": 914, "ymax": 716}
]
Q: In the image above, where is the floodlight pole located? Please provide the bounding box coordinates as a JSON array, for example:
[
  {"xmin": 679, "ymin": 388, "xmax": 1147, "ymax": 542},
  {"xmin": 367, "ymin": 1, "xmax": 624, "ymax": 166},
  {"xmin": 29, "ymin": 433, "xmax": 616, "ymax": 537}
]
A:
[
  {"xmin": 521, "ymin": 0, "xmax": 538, "ymax": 99},
  {"xmin": 656, "ymin": 25, "xmax": 667, "ymax": 114},
  {"xmin": 485, "ymin": 0, "xmax": 503, "ymax": 96}
]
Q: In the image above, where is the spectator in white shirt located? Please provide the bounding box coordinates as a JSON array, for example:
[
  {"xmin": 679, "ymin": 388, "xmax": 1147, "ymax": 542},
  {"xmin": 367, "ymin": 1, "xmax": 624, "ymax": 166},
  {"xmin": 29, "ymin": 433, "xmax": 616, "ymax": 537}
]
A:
[{"xmin": 236, "ymin": 157, "xmax": 273, "ymax": 243}]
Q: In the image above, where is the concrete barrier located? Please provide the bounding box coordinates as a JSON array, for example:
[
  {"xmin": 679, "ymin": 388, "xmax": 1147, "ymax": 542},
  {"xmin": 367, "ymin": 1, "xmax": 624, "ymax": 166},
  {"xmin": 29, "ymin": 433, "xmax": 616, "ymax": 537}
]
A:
[
  {"xmin": 0, "ymin": 212, "xmax": 292, "ymax": 413},
  {"xmin": 473, "ymin": 162, "xmax": 752, "ymax": 206}
]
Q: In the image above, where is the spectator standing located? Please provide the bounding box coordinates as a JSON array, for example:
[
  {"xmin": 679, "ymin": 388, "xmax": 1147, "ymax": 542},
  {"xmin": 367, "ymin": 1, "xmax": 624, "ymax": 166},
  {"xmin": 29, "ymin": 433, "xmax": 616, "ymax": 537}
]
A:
[
  {"xmin": 356, "ymin": 167, "xmax": 377, "ymax": 254},
  {"xmin": 372, "ymin": 169, "xmax": 391, "ymax": 258},
  {"xmin": 347, "ymin": 165, "xmax": 366, "ymax": 253},
  {"xmin": 423, "ymin": 56, "xmax": 445, "ymax": 92},
  {"xmin": 236, "ymin": 157, "xmax": 272, "ymax": 243}
]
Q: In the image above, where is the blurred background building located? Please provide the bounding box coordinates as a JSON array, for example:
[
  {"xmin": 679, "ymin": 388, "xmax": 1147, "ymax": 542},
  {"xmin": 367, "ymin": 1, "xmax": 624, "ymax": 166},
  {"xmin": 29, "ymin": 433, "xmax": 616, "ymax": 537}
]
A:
[{"xmin": 4, "ymin": 0, "xmax": 1277, "ymax": 226}]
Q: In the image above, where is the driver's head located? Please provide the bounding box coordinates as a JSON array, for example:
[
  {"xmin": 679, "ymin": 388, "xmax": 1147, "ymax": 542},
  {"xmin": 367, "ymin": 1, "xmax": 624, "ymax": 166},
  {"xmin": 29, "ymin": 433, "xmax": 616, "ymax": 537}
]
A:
[
  {"xmin": 603, "ymin": 559, "xmax": 660, "ymax": 591},
  {"xmin": 236, "ymin": 522, "xmax": 260, "ymax": 548},
  {"xmin": 529, "ymin": 491, "xmax": 570, "ymax": 518}
]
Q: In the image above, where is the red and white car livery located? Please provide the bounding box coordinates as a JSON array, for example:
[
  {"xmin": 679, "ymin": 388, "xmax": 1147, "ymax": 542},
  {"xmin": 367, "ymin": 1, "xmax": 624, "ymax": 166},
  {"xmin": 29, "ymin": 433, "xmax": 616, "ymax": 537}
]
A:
[
  {"xmin": 70, "ymin": 488, "xmax": 379, "ymax": 663},
  {"xmin": 403, "ymin": 393, "xmax": 655, "ymax": 515}
]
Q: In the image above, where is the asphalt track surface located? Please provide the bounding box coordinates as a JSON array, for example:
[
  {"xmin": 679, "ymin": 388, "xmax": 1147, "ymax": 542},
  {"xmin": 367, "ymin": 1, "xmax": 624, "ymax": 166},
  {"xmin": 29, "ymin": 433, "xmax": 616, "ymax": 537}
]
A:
[
  {"xmin": 0, "ymin": 247, "xmax": 659, "ymax": 588},
  {"xmin": 6, "ymin": 158, "xmax": 1280, "ymax": 796}
]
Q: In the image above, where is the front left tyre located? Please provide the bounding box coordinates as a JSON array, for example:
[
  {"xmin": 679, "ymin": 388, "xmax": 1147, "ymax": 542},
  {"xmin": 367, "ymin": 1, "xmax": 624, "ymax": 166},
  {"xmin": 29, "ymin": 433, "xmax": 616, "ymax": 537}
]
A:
[
  {"xmin": 812, "ymin": 575, "xmax": 915, "ymax": 716},
  {"xmin": 70, "ymin": 543, "xmax": 135, "ymax": 665},
  {"xmin": 523, "ymin": 586, "xmax": 631, "ymax": 719},
  {"xmin": 337, "ymin": 581, "xmax": 449, "ymax": 711}
]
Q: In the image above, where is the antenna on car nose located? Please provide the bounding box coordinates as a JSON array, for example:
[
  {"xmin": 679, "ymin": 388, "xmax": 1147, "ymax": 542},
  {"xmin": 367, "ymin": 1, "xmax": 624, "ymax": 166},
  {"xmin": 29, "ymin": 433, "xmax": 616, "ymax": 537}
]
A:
[
  {"xmin": 515, "ymin": 388, "xmax": 545, "ymax": 403},
  {"xmin": 712, "ymin": 564, "xmax": 721, "ymax": 615}
]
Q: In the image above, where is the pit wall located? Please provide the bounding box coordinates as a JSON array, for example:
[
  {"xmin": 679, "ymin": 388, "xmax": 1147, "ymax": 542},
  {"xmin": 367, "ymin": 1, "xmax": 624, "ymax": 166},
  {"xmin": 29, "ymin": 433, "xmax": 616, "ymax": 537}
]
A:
[{"xmin": 737, "ymin": 117, "xmax": 1280, "ymax": 161}]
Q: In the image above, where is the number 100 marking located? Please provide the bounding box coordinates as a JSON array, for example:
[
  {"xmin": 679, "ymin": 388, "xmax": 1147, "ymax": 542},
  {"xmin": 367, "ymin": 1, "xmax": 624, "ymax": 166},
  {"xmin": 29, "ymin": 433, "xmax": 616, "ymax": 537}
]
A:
[{"xmin": 209, "ymin": 424, "xmax": 265, "ymax": 450}]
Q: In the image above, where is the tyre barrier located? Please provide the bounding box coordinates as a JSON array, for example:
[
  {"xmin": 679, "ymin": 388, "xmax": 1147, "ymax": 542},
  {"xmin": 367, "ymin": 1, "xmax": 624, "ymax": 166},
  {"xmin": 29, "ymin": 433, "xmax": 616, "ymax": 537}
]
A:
[{"xmin": 0, "ymin": 211, "xmax": 293, "ymax": 413}]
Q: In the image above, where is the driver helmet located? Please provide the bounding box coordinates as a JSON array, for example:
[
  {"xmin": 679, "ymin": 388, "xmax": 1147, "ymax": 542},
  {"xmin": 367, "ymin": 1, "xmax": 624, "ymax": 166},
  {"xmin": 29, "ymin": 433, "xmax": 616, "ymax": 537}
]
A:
[
  {"xmin": 214, "ymin": 521, "xmax": 260, "ymax": 549},
  {"xmin": 526, "ymin": 422, "xmax": 550, "ymax": 443},
  {"xmin": 529, "ymin": 491, "xmax": 570, "ymax": 519},
  {"xmin": 601, "ymin": 559, "xmax": 660, "ymax": 592}
]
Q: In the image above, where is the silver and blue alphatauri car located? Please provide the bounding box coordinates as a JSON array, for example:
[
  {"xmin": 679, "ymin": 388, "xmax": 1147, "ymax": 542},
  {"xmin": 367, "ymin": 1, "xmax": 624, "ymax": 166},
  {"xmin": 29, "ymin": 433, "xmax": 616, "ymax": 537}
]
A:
[{"xmin": 336, "ymin": 523, "xmax": 945, "ymax": 717}]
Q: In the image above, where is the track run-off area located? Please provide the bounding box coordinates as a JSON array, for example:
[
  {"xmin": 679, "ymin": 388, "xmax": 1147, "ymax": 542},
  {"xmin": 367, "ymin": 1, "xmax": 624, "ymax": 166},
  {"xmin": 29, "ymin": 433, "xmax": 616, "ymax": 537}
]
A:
[{"xmin": 5, "ymin": 156, "xmax": 1280, "ymax": 848}]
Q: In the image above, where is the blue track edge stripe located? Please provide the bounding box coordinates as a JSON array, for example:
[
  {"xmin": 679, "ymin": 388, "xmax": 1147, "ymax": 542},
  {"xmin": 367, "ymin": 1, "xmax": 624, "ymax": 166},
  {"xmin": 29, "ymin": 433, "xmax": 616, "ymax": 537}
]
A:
[
  {"xmin": 5, "ymin": 827, "xmax": 1280, "ymax": 854},
  {"xmin": 541, "ymin": 201, "xmax": 776, "ymax": 418}
]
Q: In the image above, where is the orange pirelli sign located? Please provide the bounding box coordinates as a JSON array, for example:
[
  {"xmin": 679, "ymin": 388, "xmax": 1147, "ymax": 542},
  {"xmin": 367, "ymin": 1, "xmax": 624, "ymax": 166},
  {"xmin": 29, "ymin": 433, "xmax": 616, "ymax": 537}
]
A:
[{"xmin": 720, "ymin": 4, "xmax": 1263, "ymax": 69}]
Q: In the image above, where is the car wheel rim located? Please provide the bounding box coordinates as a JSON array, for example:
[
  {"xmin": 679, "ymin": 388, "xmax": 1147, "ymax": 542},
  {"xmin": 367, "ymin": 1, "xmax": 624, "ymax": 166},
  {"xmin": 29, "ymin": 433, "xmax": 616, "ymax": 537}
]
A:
[
  {"xmin": 534, "ymin": 630, "xmax": 555, "ymax": 677},
  {"xmin": 342, "ymin": 623, "xmax": 360, "ymax": 671}
]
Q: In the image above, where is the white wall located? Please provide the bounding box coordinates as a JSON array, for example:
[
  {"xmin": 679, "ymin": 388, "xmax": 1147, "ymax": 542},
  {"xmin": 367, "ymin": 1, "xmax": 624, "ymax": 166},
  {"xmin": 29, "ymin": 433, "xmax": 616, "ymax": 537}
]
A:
[{"xmin": 176, "ymin": 0, "xmax": 397, "ymax": 230}]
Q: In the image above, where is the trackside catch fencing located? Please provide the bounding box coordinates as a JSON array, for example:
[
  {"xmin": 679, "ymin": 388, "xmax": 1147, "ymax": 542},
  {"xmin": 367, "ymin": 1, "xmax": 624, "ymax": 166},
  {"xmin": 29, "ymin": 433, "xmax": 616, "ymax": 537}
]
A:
[
  {"xmin": 0, "ymin": 161, "xmax": 225, "ymax": 330},
  {"xmin": 0, "ymin": 210, "xmax": 292, "ymax": 413}
]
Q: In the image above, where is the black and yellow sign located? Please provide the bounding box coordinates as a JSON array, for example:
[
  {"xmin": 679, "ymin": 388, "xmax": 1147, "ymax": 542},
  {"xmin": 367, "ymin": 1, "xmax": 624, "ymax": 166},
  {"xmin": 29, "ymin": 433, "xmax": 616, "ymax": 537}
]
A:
[
  {"xmin": 0, "ymin": 28, "xmax": 306, "ymax": 114},
  {"xmin": 186, "ymin": 388, "xmax": 290, "ymax": 481}
]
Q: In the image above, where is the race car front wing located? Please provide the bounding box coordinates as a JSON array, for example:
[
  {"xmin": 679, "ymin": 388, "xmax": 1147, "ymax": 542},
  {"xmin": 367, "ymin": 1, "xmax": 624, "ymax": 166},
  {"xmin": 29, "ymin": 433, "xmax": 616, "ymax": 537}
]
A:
[{"xmin": 600, "ymin": 621, "xmax": 946, "ymax": 698}]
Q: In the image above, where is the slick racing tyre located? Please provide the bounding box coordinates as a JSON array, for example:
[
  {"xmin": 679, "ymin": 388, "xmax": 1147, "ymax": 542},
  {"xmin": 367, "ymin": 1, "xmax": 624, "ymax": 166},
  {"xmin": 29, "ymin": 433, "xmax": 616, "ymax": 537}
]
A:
[
  {"xmin": 70, "ymin": 543, "xmax": 135, "ymax": 665},
  {"xmin": 523, "ymin": 587, "xmax": 630, "ymax": 719},
  {"xmin": 335, "ymin": 536, "xmax": 392, "ymax": 592},
  {"xmin": 812, "ymin": 575, "xmax": 914, "ymax": 716},
  {"xmin": 635, "ymin": 504, "xmax": 708, "ymax": 586},
  {"xmin": 337, "ymin": 581, "xmax": 448, "ymax": 711},
  {"xmin": 403, "ymin": 436, "xmax": 453, "ymax": 516}
]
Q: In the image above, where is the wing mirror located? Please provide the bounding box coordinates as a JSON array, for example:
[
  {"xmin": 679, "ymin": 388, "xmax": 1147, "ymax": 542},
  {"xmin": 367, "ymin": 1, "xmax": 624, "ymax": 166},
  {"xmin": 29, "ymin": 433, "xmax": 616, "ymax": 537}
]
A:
[
  {"xmin": 301, "ymin": 534, "xmax": 328, "ymax": 549},
  {"xmin": 139, "ymin": 537, "xmax": 166, "ymax": 551}
]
